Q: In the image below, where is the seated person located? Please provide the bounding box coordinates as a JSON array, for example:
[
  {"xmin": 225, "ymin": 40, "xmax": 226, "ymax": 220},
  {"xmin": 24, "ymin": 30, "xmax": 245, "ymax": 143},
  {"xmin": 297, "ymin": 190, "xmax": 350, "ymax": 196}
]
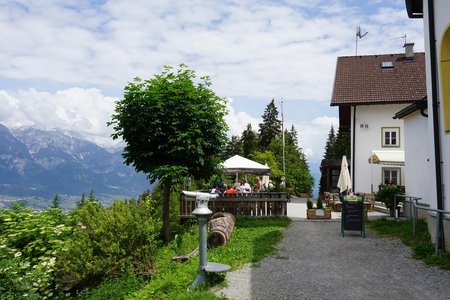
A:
[
  {"xmin": 209, "ymin": 185, "xmax": 221, "ymax": 194},
  {"xmin": 239, "ymin": 180, "xmax": 251, "ymax": 193},
  {"xmin": 224, "ymin": 185, "xmax": 237, "ymax": 195}
]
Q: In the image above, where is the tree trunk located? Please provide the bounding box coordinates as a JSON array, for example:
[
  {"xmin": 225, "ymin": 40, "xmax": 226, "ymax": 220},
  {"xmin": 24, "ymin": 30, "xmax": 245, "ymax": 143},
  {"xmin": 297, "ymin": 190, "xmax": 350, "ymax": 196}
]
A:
[
  {"xmin": 207, "ymin": 212, "xmax": 235, "ymax": 248},
  {"xmin": 162, "ymin": 182, "xmax": 171, "ymax": 244}
]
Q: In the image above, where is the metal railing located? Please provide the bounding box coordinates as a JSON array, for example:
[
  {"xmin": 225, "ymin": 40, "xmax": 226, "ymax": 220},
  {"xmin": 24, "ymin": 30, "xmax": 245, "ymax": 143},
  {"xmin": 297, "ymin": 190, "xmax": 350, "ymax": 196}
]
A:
[{"xmin": 394, "ymin": 194, "xmax": 450, "ymax": 254}]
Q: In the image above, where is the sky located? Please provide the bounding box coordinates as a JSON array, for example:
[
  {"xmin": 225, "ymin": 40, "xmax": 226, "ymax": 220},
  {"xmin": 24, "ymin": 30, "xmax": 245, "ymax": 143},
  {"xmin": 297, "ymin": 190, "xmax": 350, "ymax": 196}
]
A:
[{"xmin": 0, "ymin": 0, "xmax": 424, "ymax": 183}]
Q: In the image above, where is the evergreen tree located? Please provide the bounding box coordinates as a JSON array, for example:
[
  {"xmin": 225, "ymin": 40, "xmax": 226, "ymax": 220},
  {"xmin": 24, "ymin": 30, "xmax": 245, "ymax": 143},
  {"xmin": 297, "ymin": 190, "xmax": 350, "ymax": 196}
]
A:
[
  {"xmin": 287, "ymin": 125, "xmax": 299, "ymax": 147},
  {"xmin": 223, "ymin": 135, "xmax": 243, "ymax": 159},
  {"xmin": 324, "ymin": 125, "xmax": 336, "ymax": 159},
  {"xmin": 241, "ymin": 124, "xmax": 259, "ymax": 158},
  {"xmin": 51, "ymin": 193, "xmax": 60, "ymax": 208},
  {"xmin": 258, "ymin": 99, "xmax": 281, "ymax": 150},
  {"xmin": 334, "ymin": 128, "xmax": 351, "ymax": 159}
]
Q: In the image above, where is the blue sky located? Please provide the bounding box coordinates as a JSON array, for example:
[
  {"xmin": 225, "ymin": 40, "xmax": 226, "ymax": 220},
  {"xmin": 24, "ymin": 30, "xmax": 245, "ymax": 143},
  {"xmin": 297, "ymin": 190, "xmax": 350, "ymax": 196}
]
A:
[{"xmin": 0, "ymin": 0, "xmax": 424, "ymax": 174}]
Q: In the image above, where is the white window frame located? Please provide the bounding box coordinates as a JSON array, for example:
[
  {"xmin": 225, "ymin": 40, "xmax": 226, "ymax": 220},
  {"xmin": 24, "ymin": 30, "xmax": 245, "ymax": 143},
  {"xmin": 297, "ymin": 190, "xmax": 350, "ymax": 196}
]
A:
[
  {"xmin": 382, "ymin": 167, "xmax": 401, "ymax": 185},
  {"xmin": 381, "ymin": 127, "xmax": 400, "ymax": 147}
]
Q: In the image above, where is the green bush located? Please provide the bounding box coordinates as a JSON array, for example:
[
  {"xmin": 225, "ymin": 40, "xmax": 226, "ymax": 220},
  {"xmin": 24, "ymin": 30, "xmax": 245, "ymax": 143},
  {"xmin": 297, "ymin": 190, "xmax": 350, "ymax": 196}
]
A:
[
  {"xmin": 316, "ymin": 198, "xmax": 323, "ymax": 209},
  {"xmin": 375, "ymin": 185, "xmax": 403, "ymax": 209},
  {"xmin": 57, "ymin": 197, "xmax": 162, "ymax": 293},
  {"xmin": 306, "ymin": 199, "xmax": 313, "ymax": 209},
  {"xmin": 0, "ymin": 204, "xmax": 70, "ymax": 299}
]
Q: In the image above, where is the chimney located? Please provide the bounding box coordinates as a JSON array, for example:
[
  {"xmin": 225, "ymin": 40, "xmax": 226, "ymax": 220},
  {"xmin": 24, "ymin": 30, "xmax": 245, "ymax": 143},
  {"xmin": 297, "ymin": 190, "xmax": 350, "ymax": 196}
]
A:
[{"xmin": 404, "ymin": 42, "xmax": 415, "ymax": 59}]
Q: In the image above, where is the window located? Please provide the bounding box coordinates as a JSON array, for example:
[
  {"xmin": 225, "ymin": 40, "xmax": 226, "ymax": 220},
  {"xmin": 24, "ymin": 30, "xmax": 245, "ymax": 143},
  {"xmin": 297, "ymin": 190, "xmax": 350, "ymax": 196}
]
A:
[
  {"xmin": 382, "ymin": 127, "xmax": 400, "ymax": 147},
  {"xmin": 381, "ymin": 61, "xmax": 394, "ymax": 69},
  {"xmin": 382, "ymin": 168, "xmax": 400, "ymax": 185}
]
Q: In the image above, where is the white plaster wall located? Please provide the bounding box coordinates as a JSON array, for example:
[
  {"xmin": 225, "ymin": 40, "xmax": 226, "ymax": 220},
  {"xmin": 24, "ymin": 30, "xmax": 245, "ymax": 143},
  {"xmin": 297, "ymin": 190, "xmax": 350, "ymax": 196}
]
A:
[
  {"xmin": 351, "ymin": 104, "xmax": 407, "ymax": 194},
  {"xmin": 403, "ymin": 111, "xmax": 431, "ymax": 205}
]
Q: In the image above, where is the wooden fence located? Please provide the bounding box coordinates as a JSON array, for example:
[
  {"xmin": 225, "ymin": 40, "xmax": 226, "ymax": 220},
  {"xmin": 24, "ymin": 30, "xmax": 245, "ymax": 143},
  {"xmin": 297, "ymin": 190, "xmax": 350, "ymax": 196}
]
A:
[{"xmin": 179, "ymin": 192, "xmax": 288, "ymax": 220}]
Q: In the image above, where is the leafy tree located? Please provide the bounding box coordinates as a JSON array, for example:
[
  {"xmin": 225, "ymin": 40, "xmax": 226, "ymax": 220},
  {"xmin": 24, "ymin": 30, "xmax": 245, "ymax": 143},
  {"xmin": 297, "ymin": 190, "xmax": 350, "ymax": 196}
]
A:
[
  {"xmin": 223, "ymin": 135, "xmax": 243, "ymax": 159},
  {"xmin": 241, "ymin": 123, "xmax": 259, "ymax": 158},
  {"xmin": 258, "ymin": 99, "xmax": 281, "ymax": 150},
  {"xmin": 108, "ymin": 64, "xmax": 228, "ymax": 243},
  {"xmin": 269, "ymin": 137, "xmax": 314, "ymax": 195},
  {"xmin": 251, "ymin": 150, "xmax": 283, "ymax": 183}
]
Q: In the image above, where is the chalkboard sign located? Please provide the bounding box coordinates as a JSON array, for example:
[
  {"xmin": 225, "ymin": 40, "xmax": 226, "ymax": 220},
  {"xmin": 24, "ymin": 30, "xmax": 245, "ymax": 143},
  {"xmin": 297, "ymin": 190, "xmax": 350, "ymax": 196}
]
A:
[{"xmin": 341, "ymin": 200, "xmax": 365, "ymax": 237}]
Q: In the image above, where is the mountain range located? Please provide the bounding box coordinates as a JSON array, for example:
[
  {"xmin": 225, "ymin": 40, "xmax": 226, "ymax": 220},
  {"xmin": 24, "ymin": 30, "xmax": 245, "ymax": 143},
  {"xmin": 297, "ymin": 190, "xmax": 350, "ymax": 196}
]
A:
[{"xmin": 0, "ymin": 123, "xmax": 151, "ymax": 209}]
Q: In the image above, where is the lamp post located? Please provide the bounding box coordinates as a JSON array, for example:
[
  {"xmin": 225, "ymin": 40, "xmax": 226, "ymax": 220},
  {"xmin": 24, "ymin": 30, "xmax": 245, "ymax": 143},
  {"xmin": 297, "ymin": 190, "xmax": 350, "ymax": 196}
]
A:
[{"xmin": 182, "ymin": 191, "xmax": 231, "ymax": 289}]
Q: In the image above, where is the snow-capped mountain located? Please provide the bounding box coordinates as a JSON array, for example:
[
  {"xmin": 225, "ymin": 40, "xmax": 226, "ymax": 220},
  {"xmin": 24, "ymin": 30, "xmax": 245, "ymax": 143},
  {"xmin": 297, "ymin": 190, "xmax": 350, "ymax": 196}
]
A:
[{"xmin": 0, "ymin": 123, "xmax": 151, "ymax": 207}]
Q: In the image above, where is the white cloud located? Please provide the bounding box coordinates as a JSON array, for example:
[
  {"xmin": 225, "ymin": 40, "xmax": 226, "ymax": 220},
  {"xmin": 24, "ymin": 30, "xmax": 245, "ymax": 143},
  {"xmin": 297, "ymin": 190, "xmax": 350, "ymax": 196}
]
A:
[
  {"xmin": 224, "ymin": 98, "xmax": 260, "ymax": 137},
  {"xmin": 0, "ymin": 88, "xmax": 117, "ymax": 147}
]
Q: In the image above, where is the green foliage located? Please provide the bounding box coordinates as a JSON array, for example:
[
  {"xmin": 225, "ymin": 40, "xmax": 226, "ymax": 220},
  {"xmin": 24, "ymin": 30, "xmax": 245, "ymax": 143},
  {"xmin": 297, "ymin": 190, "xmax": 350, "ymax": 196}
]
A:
[
  {"xmin": 109, "ymin": 64, "xmax": 228, "ymax": 184},
  {"xmin": 316, "ymin": 198, "xmax": 323, "ymax": 209},
  {"xmin": 109, "ymin": 64, "xmax": 229, "ymax": 242},
  {"xmin": 0, "ymin": 204, "xmax": 70, "ymax": 299},
  {"xmin": 306, "ymin": 199, "xmax": 313, "ymax": 209},
  {"xmin": 269, "ymin": 138, "xmax": 314, "ymax": 195},
  {"xmin": 368, "ymin": 218, "xmax": 450, "ymax": 270},
  {"xmin": 375, "ymin": 185, "xmax": 403, "ymax": 209},
  {"xmin": 77, "ymin": 273, "xmax": 144, "ymax": 300},
  {"xmin": 223, "ymin": 135, "xmax": 243, "ymax": 159},
  {"xmin": 57, "ymin": 197, "xmax": 162, "ymax": 292},
  {"xmin": 241, "ymin": 123, "xmax": 259, "ymax": 158},
  {"xmin": 251, "ymin": 150, "xmax": 283, "ymax": 183},
  {"xmin": 258, "ymin": 99, "xmax": 281, "ymax": 150},
  {"xmin": 51, "ymin": 193, "xmax": 60, "ymax": 209}
]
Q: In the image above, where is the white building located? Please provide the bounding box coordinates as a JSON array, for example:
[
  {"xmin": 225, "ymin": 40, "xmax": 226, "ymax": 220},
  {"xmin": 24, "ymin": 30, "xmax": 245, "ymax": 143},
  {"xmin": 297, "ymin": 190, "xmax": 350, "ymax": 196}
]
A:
[
  {"xmin": 405, "ymin": 0, "xmax": 450, "ymax": 251},
  {"xmin": 330, "ymin": 49, "xmax": 426, "ymax": 195}
]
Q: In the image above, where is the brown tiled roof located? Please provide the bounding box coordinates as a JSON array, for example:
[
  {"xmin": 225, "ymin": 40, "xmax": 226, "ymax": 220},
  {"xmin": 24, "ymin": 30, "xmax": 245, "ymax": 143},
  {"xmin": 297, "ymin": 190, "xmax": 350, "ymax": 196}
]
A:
[{"xmin": 330, "ymin": 52, "xmax": 426, "ymax": 106}]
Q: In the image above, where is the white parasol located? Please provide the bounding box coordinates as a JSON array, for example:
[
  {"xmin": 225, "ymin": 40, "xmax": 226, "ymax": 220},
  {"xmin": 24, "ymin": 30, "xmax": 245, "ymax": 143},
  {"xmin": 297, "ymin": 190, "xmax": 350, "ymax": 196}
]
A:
[{"xmin": 337, "ymin": 156, "xmax": 352, "ymax": 194}]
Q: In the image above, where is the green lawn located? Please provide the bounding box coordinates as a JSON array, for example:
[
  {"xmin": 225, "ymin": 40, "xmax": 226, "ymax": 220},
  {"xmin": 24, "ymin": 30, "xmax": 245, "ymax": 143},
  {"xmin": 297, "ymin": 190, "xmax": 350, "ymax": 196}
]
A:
[{"xmin": 86, "ymin": 216, "xmax": 291, "ymax": 300}]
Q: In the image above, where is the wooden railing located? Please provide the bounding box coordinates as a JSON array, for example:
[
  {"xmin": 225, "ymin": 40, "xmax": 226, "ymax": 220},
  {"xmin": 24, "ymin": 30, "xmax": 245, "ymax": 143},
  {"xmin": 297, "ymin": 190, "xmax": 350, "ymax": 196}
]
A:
[{"xmin": 179, "ymin": 192, "xmax": 288, "ymax": 219}]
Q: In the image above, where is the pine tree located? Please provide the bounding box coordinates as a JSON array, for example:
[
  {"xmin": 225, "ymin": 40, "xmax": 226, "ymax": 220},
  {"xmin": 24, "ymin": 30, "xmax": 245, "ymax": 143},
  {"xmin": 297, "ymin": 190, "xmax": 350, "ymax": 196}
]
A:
[
  {"xmin": 334, "ymin": 128, "xmax": 351, "ymax": 159},
  {"xmin": 241, "ymin": 124, "xmax": 259, "ymax": 158},
  {"xmin": 324, "ymin": 125, "xmax": 336, "ymax": 159},
  {"xmin": 258, "ymin": 99, "xmax": 281, "ymax": 150}
]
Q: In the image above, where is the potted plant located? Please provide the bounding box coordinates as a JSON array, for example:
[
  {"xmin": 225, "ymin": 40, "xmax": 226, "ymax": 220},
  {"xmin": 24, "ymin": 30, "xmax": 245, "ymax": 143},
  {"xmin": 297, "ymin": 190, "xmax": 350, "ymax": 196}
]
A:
[
  {"xmin": 375, "ymin": 185, "xmax": 403, "ymax": 217},
  {"xmin": 307, "ymin": 198, "xmax": 331, "ymax": 219}
]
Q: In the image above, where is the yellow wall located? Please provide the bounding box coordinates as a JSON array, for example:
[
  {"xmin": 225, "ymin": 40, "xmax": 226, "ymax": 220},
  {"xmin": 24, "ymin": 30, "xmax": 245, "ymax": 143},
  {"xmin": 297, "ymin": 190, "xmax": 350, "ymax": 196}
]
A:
[{"xmin": 441, "ymin": 25, "xmax": 450, "ymax": 133}]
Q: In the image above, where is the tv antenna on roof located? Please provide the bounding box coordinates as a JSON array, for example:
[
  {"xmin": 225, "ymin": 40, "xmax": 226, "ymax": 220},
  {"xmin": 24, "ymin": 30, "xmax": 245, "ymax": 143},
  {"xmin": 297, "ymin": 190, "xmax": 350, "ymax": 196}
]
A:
[
  {"xmin": 355, "ymin": 26, "xmax": 368, "ymax": 55},
  {"xmin": 390, "ymin": 34, "xmax": 407, "ymax": 48}
]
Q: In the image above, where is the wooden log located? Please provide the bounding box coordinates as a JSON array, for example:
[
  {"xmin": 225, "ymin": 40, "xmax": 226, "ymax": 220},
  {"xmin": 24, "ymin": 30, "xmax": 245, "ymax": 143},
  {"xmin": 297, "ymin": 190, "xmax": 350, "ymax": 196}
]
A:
[{"xmin": 207, "ymin": 212, "xmax": 235, "ymax": 248}]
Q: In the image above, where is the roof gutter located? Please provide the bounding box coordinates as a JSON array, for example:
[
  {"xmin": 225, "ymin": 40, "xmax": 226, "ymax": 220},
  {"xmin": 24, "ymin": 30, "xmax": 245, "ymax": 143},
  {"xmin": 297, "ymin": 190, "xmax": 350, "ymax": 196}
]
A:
[{"xmin": 427, "ymin": 0, "xmax": 444, "ymax": 249}]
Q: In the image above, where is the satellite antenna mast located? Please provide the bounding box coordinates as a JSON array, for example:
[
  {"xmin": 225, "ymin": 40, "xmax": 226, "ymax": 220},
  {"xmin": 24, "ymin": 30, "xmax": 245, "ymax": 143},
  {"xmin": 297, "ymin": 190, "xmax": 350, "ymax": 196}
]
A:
[{"xmin": 355, "ymin": 26, "xmax": 368, "ymax": 55}]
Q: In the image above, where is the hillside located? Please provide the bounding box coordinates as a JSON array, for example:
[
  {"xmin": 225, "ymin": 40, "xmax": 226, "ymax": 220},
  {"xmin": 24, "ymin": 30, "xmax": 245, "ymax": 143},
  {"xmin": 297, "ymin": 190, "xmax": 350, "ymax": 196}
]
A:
[{"xmin": 0, "ymin": 123, "xmax": 151, "ymax": 209}]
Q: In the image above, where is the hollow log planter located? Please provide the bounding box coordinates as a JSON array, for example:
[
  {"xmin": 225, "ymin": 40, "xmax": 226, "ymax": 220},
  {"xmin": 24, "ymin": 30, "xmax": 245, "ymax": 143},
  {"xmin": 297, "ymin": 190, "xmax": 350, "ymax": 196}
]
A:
[{"xmin": 207, "ymin": 212, "xmax": 236, "ymax": 248}]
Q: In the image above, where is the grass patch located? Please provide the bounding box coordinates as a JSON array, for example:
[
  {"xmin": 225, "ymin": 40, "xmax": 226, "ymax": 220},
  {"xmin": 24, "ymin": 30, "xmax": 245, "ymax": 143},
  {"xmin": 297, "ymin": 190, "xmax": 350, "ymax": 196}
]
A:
[
  {"xmin": 367, "ymin": 218, "xmax": 450, "ymax": 270},
  {"xmin": 127, "ymin": 216, "xmax": 290, "ymax": 299}
]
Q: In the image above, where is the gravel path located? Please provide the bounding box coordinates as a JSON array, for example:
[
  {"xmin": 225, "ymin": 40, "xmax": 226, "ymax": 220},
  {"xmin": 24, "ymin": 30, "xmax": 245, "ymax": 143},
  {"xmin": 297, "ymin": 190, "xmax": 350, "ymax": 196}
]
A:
[{"xmin": 213, "ymin": 220, "xmax": 450, "ymax": 300}]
